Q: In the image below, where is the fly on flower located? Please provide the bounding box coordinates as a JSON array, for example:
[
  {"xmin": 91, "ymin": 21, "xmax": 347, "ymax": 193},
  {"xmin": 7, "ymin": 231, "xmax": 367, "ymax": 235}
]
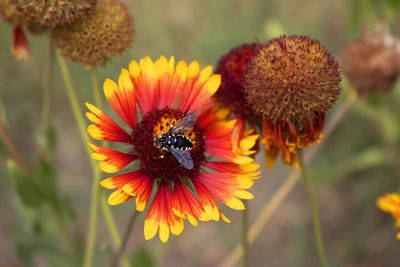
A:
[
  {"xmin": 86, "ymin": 56, "xmax": 260, "ymax": 242},
  {"xmin": 153, "ymin": 112, "xmax": 196, "ymax": 169}
]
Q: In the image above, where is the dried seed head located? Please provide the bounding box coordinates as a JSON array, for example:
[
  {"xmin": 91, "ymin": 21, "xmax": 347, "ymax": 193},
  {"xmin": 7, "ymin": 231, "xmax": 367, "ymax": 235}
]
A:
[
  {"xmin": 51, "ymin": 0, "xmax": 134, "ymax": 67},
  {"xmin": 214, "ymin": 42, "xmax": 263, "ymax": 122},
  {"xmin": 245, "ymin": 35, "xmax": 341, "ymax": 123},
  {"xmin": 0, "ymin": 0, "xmax": 41, "ymax": 33},
  {"xmin": 340, "ymin": 22, "xmax": 400, "ymax": 95},
  {"xmin": 16, "ymin": 0, "xmax": 96, "ymax": 29}
]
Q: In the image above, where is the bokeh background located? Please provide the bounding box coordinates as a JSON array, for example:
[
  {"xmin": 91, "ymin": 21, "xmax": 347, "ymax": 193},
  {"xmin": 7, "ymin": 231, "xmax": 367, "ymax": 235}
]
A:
[{"xmin": 1, "ymin": 0, "xmax": 400, "ymax": 266}]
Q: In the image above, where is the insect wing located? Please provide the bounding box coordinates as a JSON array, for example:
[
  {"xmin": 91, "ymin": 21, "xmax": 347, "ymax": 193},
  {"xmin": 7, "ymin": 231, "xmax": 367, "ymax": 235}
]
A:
[
  {"xmin": 170, "ymin": 147, "xmax": 194, "ymax": 169},
  {"xmin": 171, "ymin": 112, "xmax": 197, "ymax": 133}
]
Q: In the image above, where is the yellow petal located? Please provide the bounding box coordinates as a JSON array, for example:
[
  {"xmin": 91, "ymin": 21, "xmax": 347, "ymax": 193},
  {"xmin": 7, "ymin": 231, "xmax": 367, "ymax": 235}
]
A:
[
  {"xmin": 129, "ymin": 60, "xmax": 140, "ymax": 79},
  {"xmin": 108, "ymin": 190, "xmax": 129, "ymax": 205},
  {"xmin": 100, "ymin": 178, "xmax": 117, "ymax": 189},
  {"xmin": 188, "ymin": 61, "xmax": 199, "ymax": 77},
  {"xmin": 225, "ymin": 197, "xmax": 245, "ymax": 210},
  {"xmin": 118, "ymin": 68, "xmax": 134, "ymax": 91},
  {"xmin": 168, "ymin": 56, "xmax": 175, "ymax": 74},
  {"xmin": 144, "ymin": 219, "xmax": 158, "ymax": 240},
  {"xmin": 204, "ymin": 74, "xmax": 221, "ymax": 94},
  {"xmin": 99, "ymin": 162, "xmax": 119, "ymax": 173},
  {"xmin": 235, "ymin": 190, "xmax": 254, "ymax": 199},
  {"xmin": 103, "ymin": 78, "xmax": 118, "ymax": 99},
  {"xmin": 159, "ymin": 222, "xmax": 170, "ymax": 243},
  {"xmin": 175, "ymin": 60, "xmax": 187, "ymax": 81},
  {"xmin": 87, "ymin": 125, "xmax": 103, "ymax": 140},
  {"xmin": 199, "ymin": 66, "xmax": 212, "ymax": 83},
  {"xmin": 187, "ymin": 215, "xmax": 197, "ymax": 227}
]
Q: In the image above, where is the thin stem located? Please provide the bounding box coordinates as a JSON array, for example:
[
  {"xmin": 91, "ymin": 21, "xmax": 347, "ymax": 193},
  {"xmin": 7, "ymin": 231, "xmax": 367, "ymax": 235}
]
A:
[
  {"xmin": 57, "ymin": 52, "xmax": 101, "ymax": 267},
  {"xmin": 242, "ymin": 200, "xmax": 249, "ymax": 267},
  {"xmin": 90, "ymin": 66, "xmax": 131, "ymax": 267},
  {"xmin": 298, "ymin": 148, "xmax": 328, "ymax": 267},
  {"xmin": 91, "ymin": 65, "xmax": 102, "ymax": 110},
  {"xmin": 0, "ymin": 116, "xmax": 30, "ymax": 175},
  {"xmin": 111, "ymin": 210, "xmax": 139, "ymax": 267},
  {"xmin": 41, "ymin": 39, "xmax": 54, "ymax": 129},
  {"xmin": 219, "ymin": 95, "xmax": 355, "ymax": 267}
]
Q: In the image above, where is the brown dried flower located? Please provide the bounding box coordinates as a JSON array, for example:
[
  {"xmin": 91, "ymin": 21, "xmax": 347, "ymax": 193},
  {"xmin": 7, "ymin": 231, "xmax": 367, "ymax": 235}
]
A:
[
  {"xmin": 244, "ymin": 36, "xmax": 341, "ymax": 168},
  {"xmin": 51, "ymin": 0, "xmax": 134, "ymax": 67},
  {"xmin": 340, "ymin": 22, "xmax": 400, "ymax": 96},
  {"xmin": 16, "ymin": 0, "xmax": 96, "ymax": 29}
]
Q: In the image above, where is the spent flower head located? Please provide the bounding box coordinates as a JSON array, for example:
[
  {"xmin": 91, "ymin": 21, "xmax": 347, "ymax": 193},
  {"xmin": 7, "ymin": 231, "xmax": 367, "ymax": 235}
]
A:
[
  {"xmin": 377, "ymin": 191, "xmax": 400, "ymax": 239},
  {"xmin": 340, "ymin": 21, "xmax": 400, "ymax": 96},
  {"xmin": 86, "ymin": 56, "xmax": 260, "ymax": 242},
  {"xmin": 244, "ymin": 35, "xmax": 341, "ymax": 168},
  {"xmin": 16, "ymin": 0, "xmax": 96, "ymax": 29},
  {"xmin": 52, "ymin": 0, "xmax": 134, "ymax": 67}
]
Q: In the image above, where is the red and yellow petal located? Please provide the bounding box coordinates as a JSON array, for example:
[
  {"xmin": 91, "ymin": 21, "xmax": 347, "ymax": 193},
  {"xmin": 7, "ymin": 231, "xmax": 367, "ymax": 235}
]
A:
[
  {"xmin": 144, "ymin": 183, "xmax": 184, "ymax": 243},
  {"xmin": 179, "ymin": 62, "xmax": 221, "ymax": 113},
  {"xmin": 87, "ymin": 141, "xmax": 137, "ymax": 173},
  {"xmin": 86, "ymin": 103, "xmax": 131, "ymax": 143},
  {"xmin": 195, "ymin": 173, "xmax": 253, "ymax": 210},
  {"xmin": 11, "ymin": 26, "xmax": 29, "ymax": 61},
  {"xmin": 172, "ymin": 182, "xmax": 210, "ymax": 226},
  {"xmin": 101, "ymin": 169, "xmax": 153, "ymax": 210},
  {"xmin": 121, "ymin": 169, "xmax": 154, "ymax": 211},
  {"xmin": 232, "ymin": 118, "xmax": 259, "ymax": 155},
  {"xmin": 204, "ymin": 161, "xmax": 261, "ymax": 177},
  {"xmin": 191, "ymin": 178, "xmax": 221, "ymax": 221},
  {"xmin": 129, "ymin": 56, "xmax": 186, "ymax": 115},
  {"xmin": 107, "ymin": 188, "xmax": 133, "ymax": 205},
  {"xmin": 103, "ymin": 70, "xmax": 137, "ymax": 129}
]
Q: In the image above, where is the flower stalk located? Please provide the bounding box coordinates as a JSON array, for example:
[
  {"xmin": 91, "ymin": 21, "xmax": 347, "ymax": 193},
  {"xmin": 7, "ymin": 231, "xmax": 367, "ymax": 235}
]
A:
[
  {"xmin": 57, "ymin": 52, "xmax": 130, "ymax": 267},
  {"xmin": 298, "ymin": 148, "xmax": 328, "ymax": 267}
]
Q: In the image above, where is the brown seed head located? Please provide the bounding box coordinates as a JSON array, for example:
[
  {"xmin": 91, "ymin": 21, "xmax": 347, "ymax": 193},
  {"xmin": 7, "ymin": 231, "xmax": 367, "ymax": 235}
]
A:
[
  {"xmin": 340, "ymin": 22, "xmax": 400, "ymax": 95},
  {"xmin": 16, "ymin": 0, "xmax": 96, "ymax": 29},
  {"xmin": 0, "ymin": 0, "xmax": 41, "ymax": 33},
  {"xmin": 214, "ymin": 42, "xmax": 263, "ymax": 122},
  {"xmin": 51, "ymin": 0, "xmax": 134, "ymax": 67},
  {"xmin": 244, "ymin": 35, "xmax": 341, "ymax": 123}
]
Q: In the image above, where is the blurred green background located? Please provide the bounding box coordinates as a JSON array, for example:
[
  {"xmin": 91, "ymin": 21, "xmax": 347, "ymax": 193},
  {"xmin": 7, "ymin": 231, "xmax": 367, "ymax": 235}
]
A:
[{"xmin": 1, "ymin": 0, "xmax": 400, "ymax": 266}]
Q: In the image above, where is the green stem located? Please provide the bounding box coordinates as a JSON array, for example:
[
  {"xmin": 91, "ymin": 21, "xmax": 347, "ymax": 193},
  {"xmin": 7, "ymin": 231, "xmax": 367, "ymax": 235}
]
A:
[
  {"xmin": 41, "ymin": 39, "xmax": 54, "ymax": 129},
  {"xmin": 57, "ymin": 52, "xmax": 100, "ymax": 267},
  {"xmin": 111, "ymin": 210, "xmax": 139, "ymax": 267},
  {"xmin": 242, "ymin": 200, "xmax": 249, "ymax": 267},
  {"xmin": 297, "ymin": 148, "xmax": 328, "ymax": 267},
  {"xmin": 91, "ymin": 65, "xmax": 102, "ymax": 110},
  {"xmin": 91, "ymin": 66, "xmax": 132, "ymax": 267}
]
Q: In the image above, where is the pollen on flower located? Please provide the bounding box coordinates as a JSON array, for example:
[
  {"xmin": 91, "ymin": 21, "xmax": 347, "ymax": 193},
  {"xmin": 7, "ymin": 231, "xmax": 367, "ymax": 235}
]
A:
[
  {"xmin": 131, "ymin": 107, "xmax": 206, "ymax": 183},
  {"xmin": 244, "ymin": 35, "xmax": 341, "ymax": 123},
  {"xmin": 51, "ymin": 0, "xmax": 134, "ymax": 67}
]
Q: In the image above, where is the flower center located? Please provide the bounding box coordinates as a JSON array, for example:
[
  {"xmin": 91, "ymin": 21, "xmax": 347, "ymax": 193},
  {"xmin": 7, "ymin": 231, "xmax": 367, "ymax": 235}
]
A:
[{"xmin": 131, "ymin": 107, "xmax": 206, "ymax": 183}]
